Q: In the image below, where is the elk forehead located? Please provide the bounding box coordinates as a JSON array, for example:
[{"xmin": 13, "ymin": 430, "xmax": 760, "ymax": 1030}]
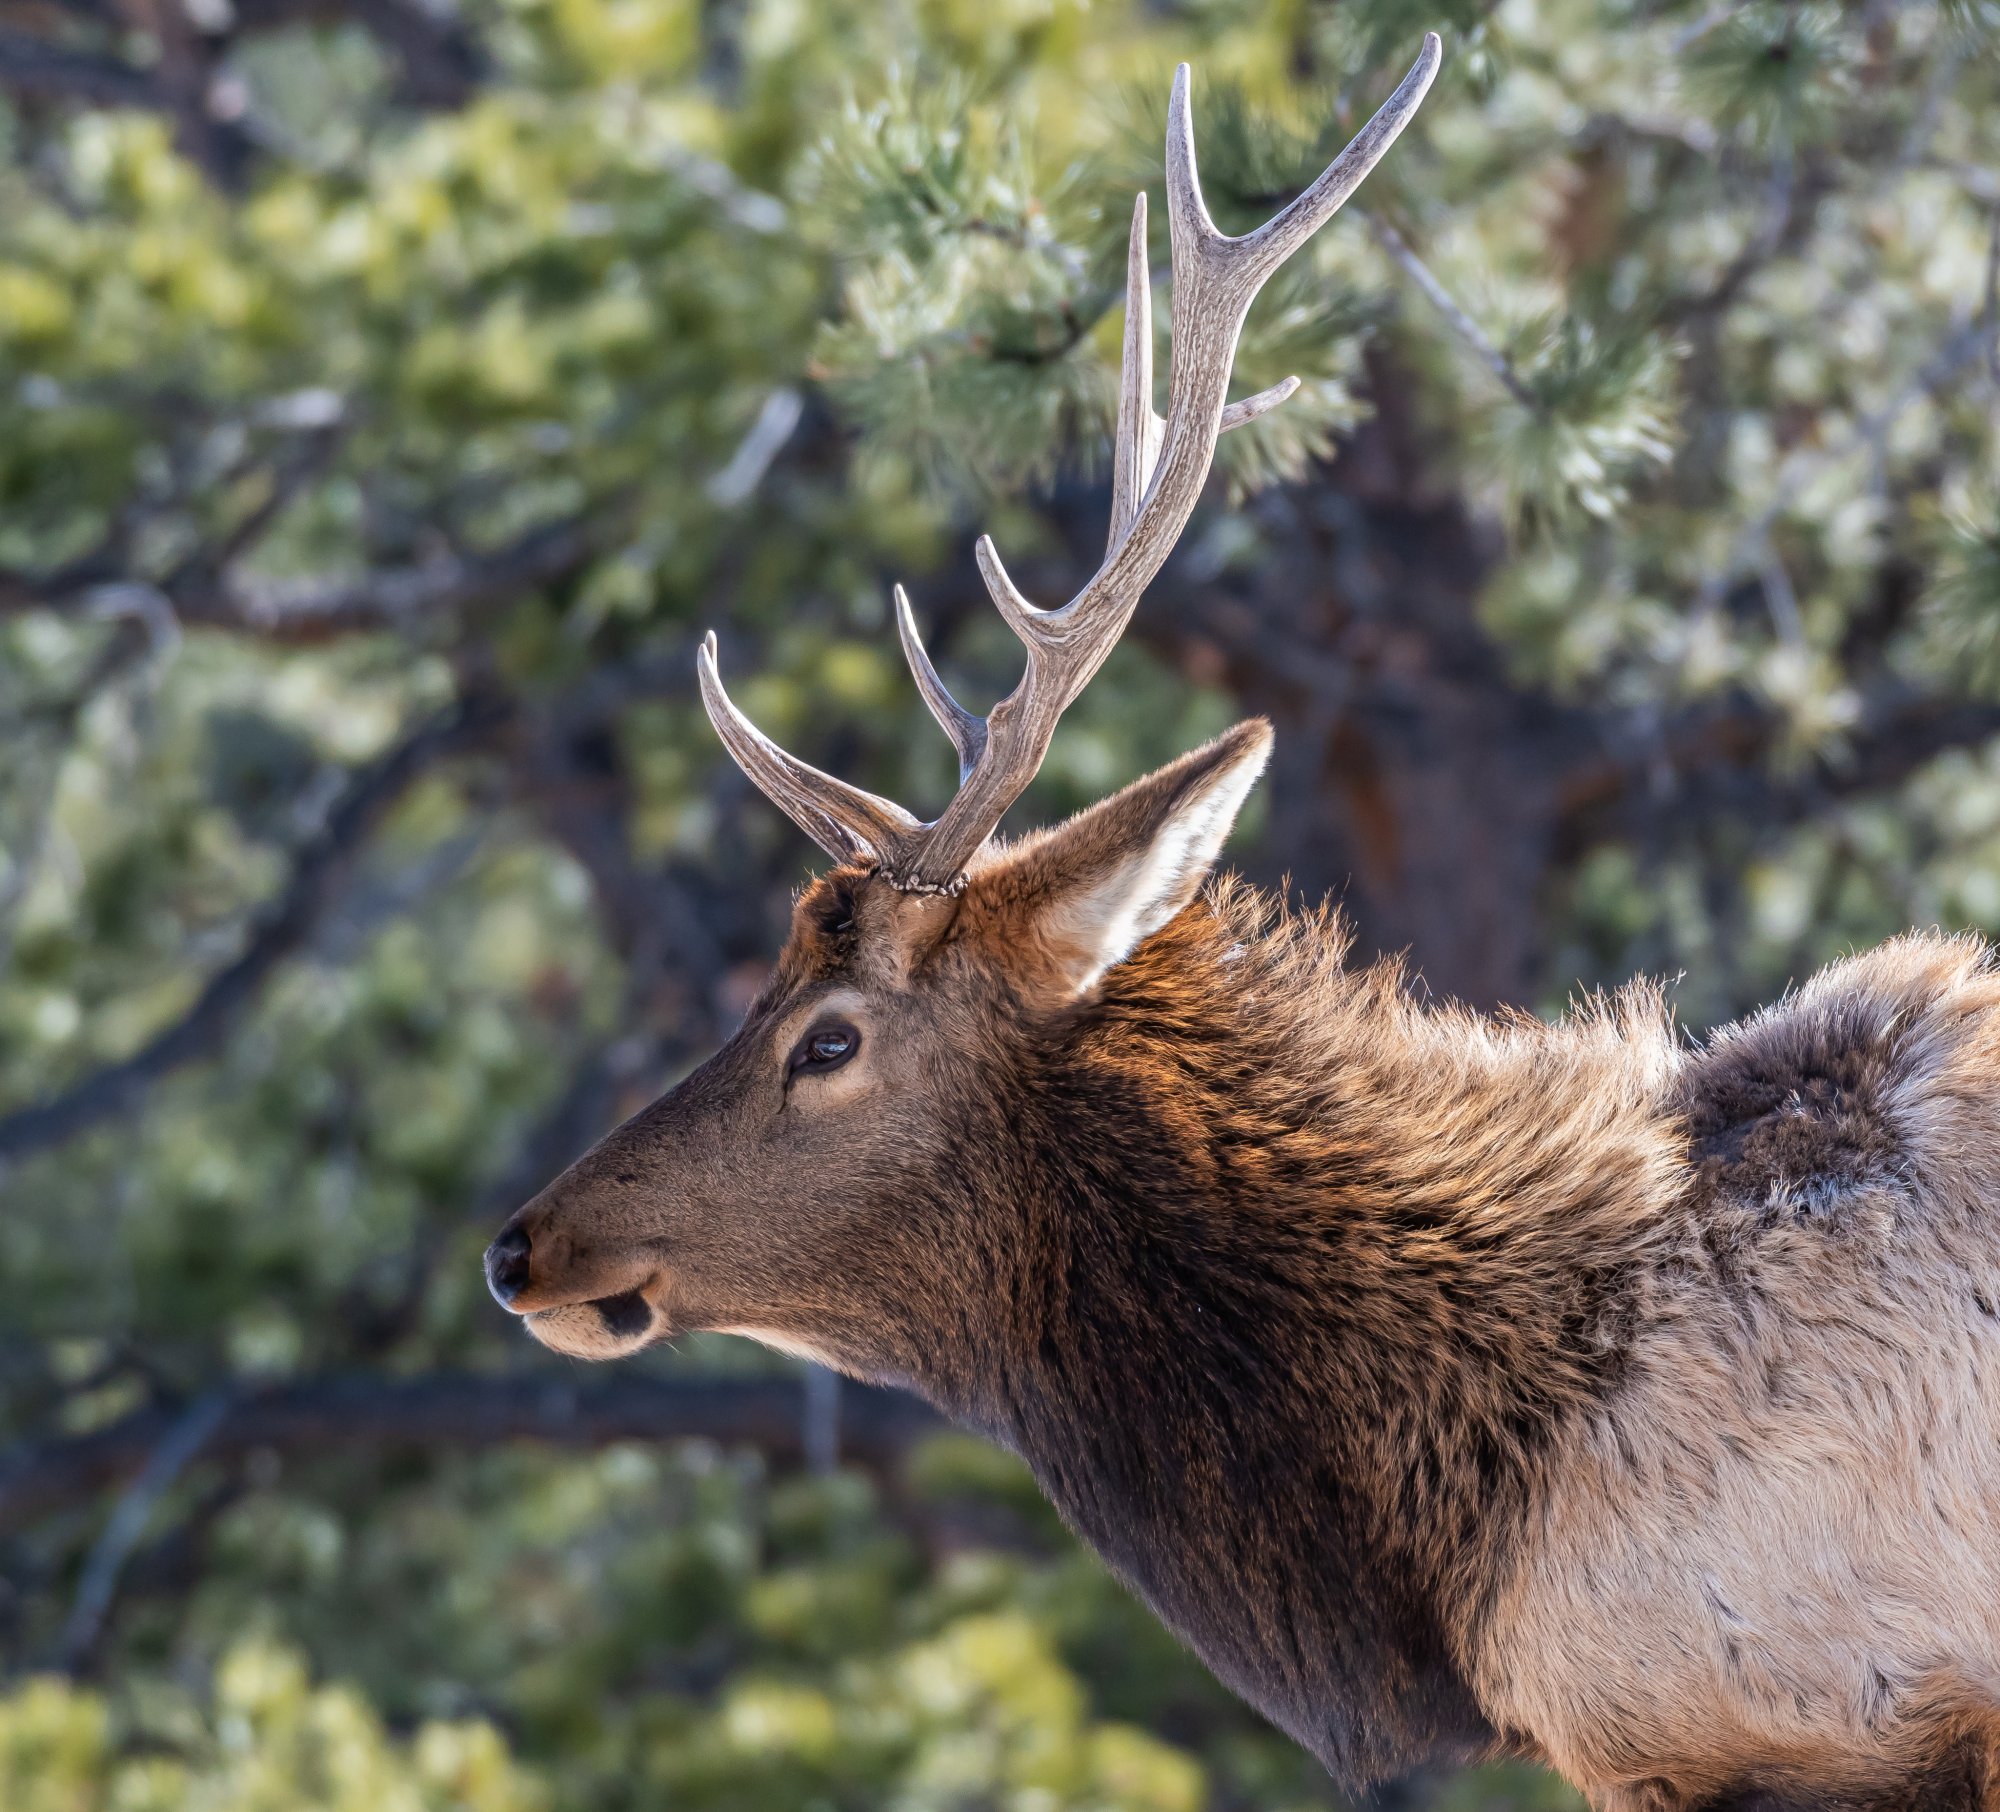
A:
[{"xmin": 762, "ymin": 864, "xmax": 960, "ymax": 1001}]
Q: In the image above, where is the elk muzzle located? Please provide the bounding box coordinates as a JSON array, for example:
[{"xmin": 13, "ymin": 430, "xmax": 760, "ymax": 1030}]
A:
[{"xmin": 482, "ymin": 1205, "xmax": 668, "ymax": 1359}]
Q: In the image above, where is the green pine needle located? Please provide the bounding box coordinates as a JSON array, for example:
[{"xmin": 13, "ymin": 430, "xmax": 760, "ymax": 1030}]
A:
[
  {"xmin": 1683, "ymin": 3, "xmax": 1857, "ymax": 149},
  {"xmin": 1921, "ymin": 489, "xmax": 2000, "ymax": 692},
  {"xmin": 1473, "ymin": 316, "xmax": 1680, "ymax": 536}
]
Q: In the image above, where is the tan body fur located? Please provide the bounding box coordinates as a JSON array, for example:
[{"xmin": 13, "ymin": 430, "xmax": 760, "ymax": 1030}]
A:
[{"xmin": 1468, "ymin": 935, "xmax": 2000, "ymax": 1808}]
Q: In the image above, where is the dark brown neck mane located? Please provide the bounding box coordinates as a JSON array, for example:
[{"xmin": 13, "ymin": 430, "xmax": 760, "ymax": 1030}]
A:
[{"xmin": 904, "ymin": 883, "xmax": 1678, "ymax": 1785}]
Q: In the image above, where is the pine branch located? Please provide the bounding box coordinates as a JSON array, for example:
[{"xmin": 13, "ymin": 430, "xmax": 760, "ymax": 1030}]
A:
[{"xmin": 1365, "ymin": 211, "xmax": 1536, "ymax": 409}]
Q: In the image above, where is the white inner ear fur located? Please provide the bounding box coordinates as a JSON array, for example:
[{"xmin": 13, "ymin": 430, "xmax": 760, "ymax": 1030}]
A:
[{"xmin": 1042, "ymin": 737, "xmax": 1269, "ymax": 995}]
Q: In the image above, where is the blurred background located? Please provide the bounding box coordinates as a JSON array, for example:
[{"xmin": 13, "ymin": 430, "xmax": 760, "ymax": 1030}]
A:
[{"xmin": 0, "ymin": 0, "xmax": 1993, "ymax": 1805}]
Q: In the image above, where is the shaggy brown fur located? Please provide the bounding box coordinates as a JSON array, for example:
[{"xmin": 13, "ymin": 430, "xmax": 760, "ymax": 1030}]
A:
[{"xmin": 490, "ymin": 724, "xmax": 2000, "ymax": 1810}]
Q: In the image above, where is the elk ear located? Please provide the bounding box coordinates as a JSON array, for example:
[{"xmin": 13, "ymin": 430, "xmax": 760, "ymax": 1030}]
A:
[{"xmin": 967, "ymin": 719, "xmax": 1272, "ymax": 999}]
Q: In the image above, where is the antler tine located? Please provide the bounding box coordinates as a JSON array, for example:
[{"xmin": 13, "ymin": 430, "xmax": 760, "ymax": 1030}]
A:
[
  {"xmin": 1163, "ymin": 38, "xmax": 1442, "ymax": 293},
  {"xmin": 697, "ymin": 633, "xmax": 922, "ymax": 866},
  {"xmin": 1109, "ymin": 194, "xmax": 1305, "ymax": 557},
  {"xmin": 1108, "ymin": 193, "xmax": 1162, "ymax": 558},
  {"xmin": 1220, "ymin": 376, "xmax": 1301, "ymax": 430},
  {"xmin": 894, "ymin": 585, "xmax": 988, "ymax": 781},
  {"xmin": 1231, "ymin": 32, "xmax": 1443, "ymax": 284}
]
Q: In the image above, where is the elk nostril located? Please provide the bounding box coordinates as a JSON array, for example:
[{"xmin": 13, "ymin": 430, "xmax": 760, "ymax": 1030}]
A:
[{"xmin": 484, "ymin": 1225, "xmax": 532, "ymax": 1308}]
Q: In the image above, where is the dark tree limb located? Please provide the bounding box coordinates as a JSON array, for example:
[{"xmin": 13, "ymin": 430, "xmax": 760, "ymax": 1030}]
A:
[
  {"xmin": 177, "ymin": 414, "xmax": 349, "ymax": 585},
  {"xmin": 0, "ymin": 698, "xmax": 505, "ymax": 1162},
  {"xmin": 0, "ymin": 27, "xmax": 170, "ymax": 110},
  {"xmin": 0, "ymin": 509, "xmax": 619, "ymax": 643},
  {"xmin": 0, "ymin": 1372, "xmax": 947, "ymax": 1534},
  {"xmin": 0, "ymin": 0, "xmax": 484, "ymax": 166},
  {"xmin": 173, "ymin": 509, "xmax": 622, "ymax": 643},
  {"xmin": 0, "ymin": 508, "xmax": 657, "ymax": 1169},
  {"xmin": 1558, "ymin": 689, "xmax": 2000, "ymax": 862},
  {"xmin": 51, "ymin": 1387, "xmax": 231, "ymax": 1670}
]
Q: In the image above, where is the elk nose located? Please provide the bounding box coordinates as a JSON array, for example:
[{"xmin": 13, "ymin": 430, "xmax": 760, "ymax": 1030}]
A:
[{"xmin": 484, "ymin": 1225, "xmax": 532, "ymax": 1308}]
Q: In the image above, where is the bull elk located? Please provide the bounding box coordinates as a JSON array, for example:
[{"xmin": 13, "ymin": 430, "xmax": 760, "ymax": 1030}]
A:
[{"xmin": 485, "ymin": 38, "xmax": 2000, "ymax": 1810}]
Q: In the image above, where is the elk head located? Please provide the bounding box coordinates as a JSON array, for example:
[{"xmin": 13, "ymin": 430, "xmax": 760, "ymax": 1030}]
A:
[{"xmin": 484, "ymin": 43, "xmax": 1440, "ymax": 1386}]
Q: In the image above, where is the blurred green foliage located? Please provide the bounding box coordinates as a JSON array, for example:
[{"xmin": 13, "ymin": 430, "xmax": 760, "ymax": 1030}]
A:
[
  {"xmin": 0, "ymin": 1641, "xmax": 543, "ymax": 1812},
  {"xmin": 0, "ymin": 0, "xmax": 1996, "ymax": 1806},
  {"xmin": 0, "ymin": 1436, "xmax": 1575, "ymax": 1810}
]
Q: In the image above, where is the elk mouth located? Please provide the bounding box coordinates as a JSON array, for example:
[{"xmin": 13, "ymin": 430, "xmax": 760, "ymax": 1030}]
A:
[
  {"xmin": 590, "ymin": 1288, "xmax": 656, "ymax": 1339},
  {"xmin": 522, "ymin": 1285, "xmax": 667, "ymax": 1360}
]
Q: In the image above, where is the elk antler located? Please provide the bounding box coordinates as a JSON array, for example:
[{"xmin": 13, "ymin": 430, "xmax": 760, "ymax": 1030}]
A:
[{"xmin": 701, "ymin": 36, "xmax": 1442, "ymax": 892}]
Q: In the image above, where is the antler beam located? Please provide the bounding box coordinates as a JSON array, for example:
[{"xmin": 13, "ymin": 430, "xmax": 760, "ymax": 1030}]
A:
[{"xmin": 702, "ymin": 35, "xmax": 1443, "ymax": 888}]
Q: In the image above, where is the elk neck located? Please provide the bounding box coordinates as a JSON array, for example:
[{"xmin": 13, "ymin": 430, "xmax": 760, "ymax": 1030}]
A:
[{"xmin": 893, "ymin": 879, "xmax": 1685, "ymax": 1785}]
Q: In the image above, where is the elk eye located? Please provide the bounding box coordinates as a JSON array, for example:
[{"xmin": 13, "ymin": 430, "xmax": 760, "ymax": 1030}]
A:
[{"xmin": 790, "ymin": 1023, "xmax": 859, "ymax": 1076}]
